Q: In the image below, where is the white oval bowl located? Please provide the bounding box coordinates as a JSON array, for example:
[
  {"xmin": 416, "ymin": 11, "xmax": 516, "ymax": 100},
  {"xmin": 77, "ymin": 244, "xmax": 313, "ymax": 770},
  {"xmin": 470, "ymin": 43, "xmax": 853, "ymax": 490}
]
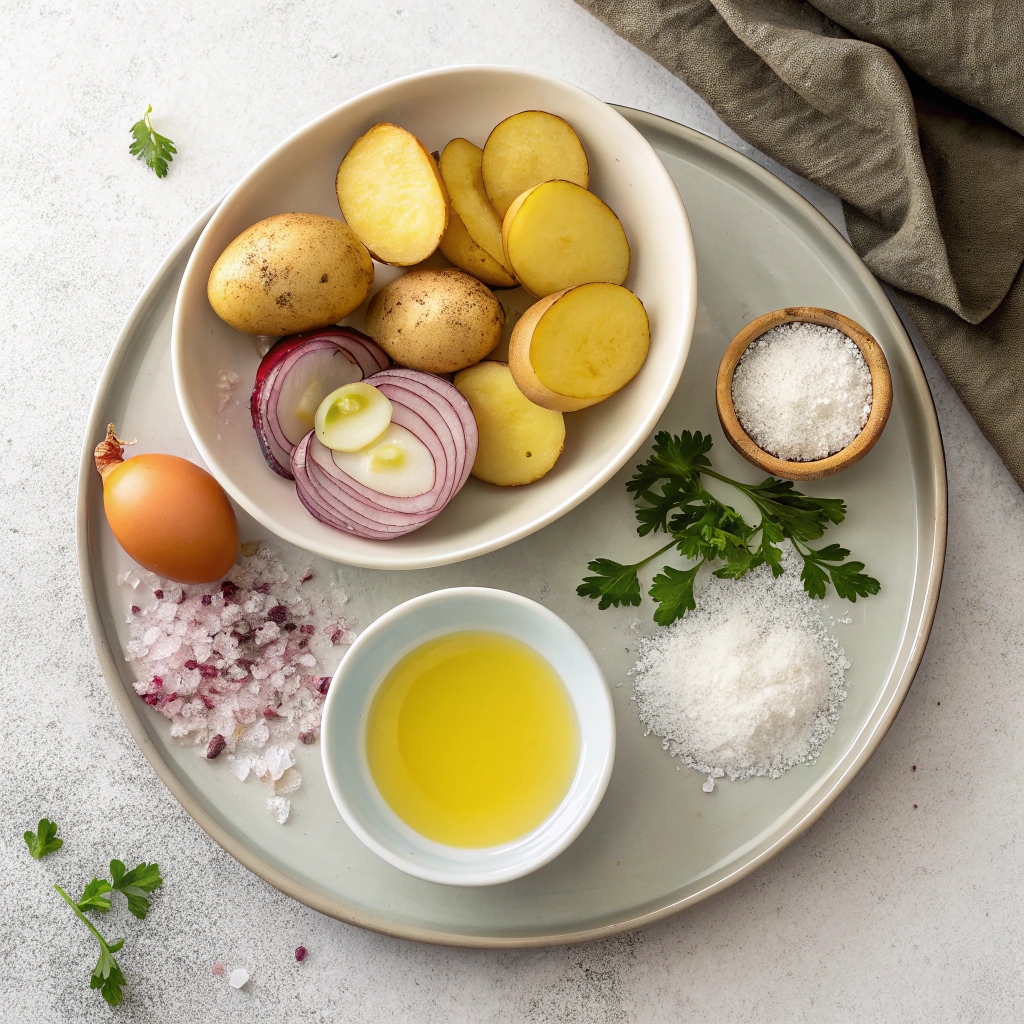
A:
[
  {"xmin": 320, "ymin": 588, "xmax": 615, "ymax": 886},
  {"xmin": 172, "ymin": 65, "xmax": 696, "ymax": 569}
]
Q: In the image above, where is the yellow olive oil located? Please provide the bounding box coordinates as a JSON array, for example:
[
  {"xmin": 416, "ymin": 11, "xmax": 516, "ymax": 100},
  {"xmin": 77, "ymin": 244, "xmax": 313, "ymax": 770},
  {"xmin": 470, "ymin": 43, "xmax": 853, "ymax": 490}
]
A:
[{"xmin": 365, "ymin": 631, "xmax": 580, "ymax": 848}]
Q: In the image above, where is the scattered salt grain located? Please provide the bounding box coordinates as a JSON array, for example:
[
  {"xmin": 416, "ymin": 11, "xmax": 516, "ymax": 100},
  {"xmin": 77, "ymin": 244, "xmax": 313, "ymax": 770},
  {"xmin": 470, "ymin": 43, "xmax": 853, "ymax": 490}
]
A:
[
  {"xmin": 275, "ymin": 767, "xmax": 303, "ymax": 795},
  {"xmin": 217, "ymin": 369, "xmax": 240, "ymax": 411},
  {"xmin": 702, "ymin": 776, "xmax": 715, "ymax": 793},
  {"xmin": 631, "ymin": 552, "xmax": 849, "ymax": 781},
  {"xmin": 731, "ymin": 321, "xmax": 872, "ymax": 461},
  {"xmin": 228, "ymin": 967, "xmax": 250, "ymax": 989},
  {"xmin": 119, "ymin": 544, "xmax": 353, "ymax": 823},
  {"xmin": 266, "ymin": 796, "xmax": 291, "ymax": 824}
]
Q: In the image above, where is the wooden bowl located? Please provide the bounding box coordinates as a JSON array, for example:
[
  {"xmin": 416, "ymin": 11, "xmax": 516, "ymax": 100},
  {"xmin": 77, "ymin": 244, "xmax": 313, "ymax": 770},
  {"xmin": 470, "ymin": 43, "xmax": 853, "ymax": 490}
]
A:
[{"xmin": 716, "ymin": 307, "xmax": 892, "ymax": 481}]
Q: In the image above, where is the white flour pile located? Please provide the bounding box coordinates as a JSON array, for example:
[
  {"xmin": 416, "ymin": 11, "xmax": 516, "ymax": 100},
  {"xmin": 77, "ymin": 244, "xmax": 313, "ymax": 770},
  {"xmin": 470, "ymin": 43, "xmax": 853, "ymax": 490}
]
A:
[
  {"xmin": 731, "ymin": 321, "xmax": 872, "ymax": 461},
  {"xmin": 632, "ymin": 557, "xmax": 849, "ymax": 781}
]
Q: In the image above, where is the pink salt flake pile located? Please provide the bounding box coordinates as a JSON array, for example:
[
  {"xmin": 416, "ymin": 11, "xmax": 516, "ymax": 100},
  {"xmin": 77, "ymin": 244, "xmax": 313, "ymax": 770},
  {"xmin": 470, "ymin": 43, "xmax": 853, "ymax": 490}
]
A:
[{"xmin": 119, "ymin": 544, "xmax": 354, "ymax": 823}]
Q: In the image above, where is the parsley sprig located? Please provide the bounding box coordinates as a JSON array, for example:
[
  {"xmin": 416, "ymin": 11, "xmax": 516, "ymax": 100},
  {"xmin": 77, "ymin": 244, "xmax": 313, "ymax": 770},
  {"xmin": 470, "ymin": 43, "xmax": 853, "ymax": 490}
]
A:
[
  {"xmin": 578, "ymin": 430, "xmax": 879, "ymax": 625},
  {"xmin": 24, "ymin": 818, "xmax": 63, "ymax": 859},
  {"xmin": 129, "ymin": 105, "xmax": 177, "ymax": 178},
  {"xmin": 55, "ymin": 884, "xmax": 128, "ymax": 1006},
  {"xmin": 56, "ymin": 860, "xmax": 163, "ymax": 1006},
  {"xmin": 23, "ymin": 818, "xmax": 163, "ymax": 1008}
]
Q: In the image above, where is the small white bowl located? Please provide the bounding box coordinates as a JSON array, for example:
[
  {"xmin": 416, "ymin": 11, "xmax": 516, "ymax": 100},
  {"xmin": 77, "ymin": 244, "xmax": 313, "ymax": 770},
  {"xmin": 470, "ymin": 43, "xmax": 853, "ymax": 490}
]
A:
[
  {"xmin": 172, "ymin": 65, "xmax": 696, "ymax": 569},
  {"xmin": 320, "ymin": 588, "xmax": 615, "ymax": 886}
]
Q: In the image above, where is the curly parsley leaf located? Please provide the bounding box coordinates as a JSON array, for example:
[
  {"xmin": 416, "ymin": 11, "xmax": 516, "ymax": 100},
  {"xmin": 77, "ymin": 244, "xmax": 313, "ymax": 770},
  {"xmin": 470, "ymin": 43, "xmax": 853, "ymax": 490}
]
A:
[
  {"xmin": 77, "ymin": 878, "xmax": 113, "ymax": 914},
  {"xmin": 579, "ymin": 430, "xmax": 878, "ymax": 624},
  {"xmin": 49, "ymin": 856, "xmax": 162, "ymax": 1006},
  {"xmin": 649, "ymin": 564, "xmax": 701, "ymax": 626},
  {"xmin": 626, "ymin": 429, "xmax": 713, "ymax": 500},
  {"xmin": 24, "ymin": 818, "xmax": 63, "ymax": 859},
  {"xmin": 90, "ymin": 937, "xmax": 127, "ymax": 1007},
  {"xmin": 129, "ymin": 105, "xmax": 177, "ymax": 179},
  {"xmin": 577, "ymin": 558, "xmax": 644, "ymax": 610},
  {"xmin": 796, "ymin": 542, "xmax": 880, "ymax": 601},
  {"xmin": 55, "ymin": 884, "xmax": 127, "ymax": 1007},
  {"xmin": 110, "ymin": 859, "xmax": 163, "ymax": 919},
  {"xmin": 737, "ymin": 476, "xmax": 846, "ymax": 542}
]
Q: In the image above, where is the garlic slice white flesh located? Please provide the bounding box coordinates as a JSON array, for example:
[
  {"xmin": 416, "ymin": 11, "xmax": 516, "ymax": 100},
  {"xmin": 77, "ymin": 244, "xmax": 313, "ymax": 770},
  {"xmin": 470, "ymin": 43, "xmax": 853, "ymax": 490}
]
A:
[
  {"xmin": 315, "ymin": 382, "xmax": 393, "ymax": 452},
  {"xmin": 331, "ymin": 423, "xmax": 436, "ymax": 497}
]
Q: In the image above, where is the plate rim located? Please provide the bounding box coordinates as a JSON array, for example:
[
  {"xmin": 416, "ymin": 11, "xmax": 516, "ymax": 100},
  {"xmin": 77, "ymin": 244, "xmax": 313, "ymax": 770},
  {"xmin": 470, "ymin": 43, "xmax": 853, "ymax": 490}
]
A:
[{"xmin": 76, "ymin": 104, "xmax": 947, "ymax": 948}]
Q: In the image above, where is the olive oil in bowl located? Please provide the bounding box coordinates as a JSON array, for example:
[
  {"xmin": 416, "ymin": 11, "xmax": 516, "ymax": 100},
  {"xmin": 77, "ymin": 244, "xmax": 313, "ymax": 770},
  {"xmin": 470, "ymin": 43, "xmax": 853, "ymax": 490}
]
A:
[{"xmin": 365, "ymin": 631, "xmax": 580, "ymax": 848}]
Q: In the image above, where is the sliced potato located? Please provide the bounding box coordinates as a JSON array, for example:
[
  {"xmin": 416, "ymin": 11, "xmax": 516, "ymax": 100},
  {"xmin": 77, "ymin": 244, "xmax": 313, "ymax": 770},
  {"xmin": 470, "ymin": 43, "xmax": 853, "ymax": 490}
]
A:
[
  {"xmin": 439, "ymin": 138, "xmax": 515, "ymax": 278},
  {"xmin": 439, "ymin": 207, "xmax": 517, "ymax": 288},
  {"xmin": 502, "ymin": 180, "xmax": 630, "ymax": 297},
  {"xmin": 365, "ymin": 268, "xmax": 504, "ymax": 374},
  {"xmin": 455, "ymin": 362, "xmax": 565, "ymax": 485},
  {"xmin": 508, "ymin": 284, "xmax": 650, "ymax": 411},
  {"xmin": 481, "ymin": 111, "xmax": 589, "ymax": 218},
  {"xmin": 207, "ymin": 212, "xmax": 373, "ymax": 335},
  {"xmin": 335, "ymin": 123, "xmax": 448, "ymax": 266}
]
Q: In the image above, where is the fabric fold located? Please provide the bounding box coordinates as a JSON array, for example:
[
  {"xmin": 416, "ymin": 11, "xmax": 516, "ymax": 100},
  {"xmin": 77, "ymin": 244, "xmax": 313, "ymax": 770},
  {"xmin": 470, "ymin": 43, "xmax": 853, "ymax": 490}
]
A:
[{"xmin": 576, "ymin": 0, "xmax": 1024, "ymax": 487}]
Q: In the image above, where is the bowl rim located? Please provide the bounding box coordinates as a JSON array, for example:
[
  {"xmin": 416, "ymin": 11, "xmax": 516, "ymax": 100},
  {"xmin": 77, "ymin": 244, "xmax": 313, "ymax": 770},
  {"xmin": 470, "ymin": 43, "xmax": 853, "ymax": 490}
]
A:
[
  {"xmin": 171, "ymin": 64, "xmax": 697, "ymax": 569},
  {"xmin": 319, "ymin": 586, "xmax": 616, "ymax": 886},
  {"xmin": 715, "ymin": 306, "xmax": 893, "ymax": 481}
]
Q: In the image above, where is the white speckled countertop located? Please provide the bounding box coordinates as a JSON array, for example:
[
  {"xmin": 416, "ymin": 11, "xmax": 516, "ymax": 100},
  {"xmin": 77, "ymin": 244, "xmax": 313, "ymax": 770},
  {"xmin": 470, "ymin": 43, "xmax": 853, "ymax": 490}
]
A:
[{"xmin": 3, "ymin": 1, "xmax": 1022, "ymax": 1020}]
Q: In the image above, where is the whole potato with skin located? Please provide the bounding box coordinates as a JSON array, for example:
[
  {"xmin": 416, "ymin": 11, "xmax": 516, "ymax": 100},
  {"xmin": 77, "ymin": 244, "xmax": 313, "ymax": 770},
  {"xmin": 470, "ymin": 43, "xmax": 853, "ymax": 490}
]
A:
[
  {"xmin": 208, "ymin": 212, "xmax": 373, "ymax": 335},
  {"xmin": 365, "ymin": 268, "xmax": 505, "ymax": 374}
]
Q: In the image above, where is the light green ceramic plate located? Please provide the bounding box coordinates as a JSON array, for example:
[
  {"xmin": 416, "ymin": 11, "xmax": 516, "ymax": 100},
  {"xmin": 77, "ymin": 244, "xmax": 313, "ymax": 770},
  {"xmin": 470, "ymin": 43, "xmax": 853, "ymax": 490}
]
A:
[{"xmin": 77, "ymin": 107, "xmax": 946, "ymax": 947}]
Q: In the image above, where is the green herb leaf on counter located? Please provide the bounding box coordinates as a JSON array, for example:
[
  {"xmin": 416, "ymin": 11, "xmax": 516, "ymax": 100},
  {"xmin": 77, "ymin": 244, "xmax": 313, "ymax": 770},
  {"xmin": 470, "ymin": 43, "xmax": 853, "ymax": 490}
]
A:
[
  {"xmin": 579, "ymin": 430, "xmax": 879, "ymax": 625},
  {"xmin": 23, "ymin": 818, "xmax": 63, "ymax": 859},
  {"xmin": 55, "ymin": 884, "xmax": 127, "ymax": 1006},
  {"xmin": 109, "ymin": 859, "xmax": 163, "ymax": 919},
  {"xmin": 129, "ymin": 105, "xmax": 177, "ymax": 178},
  {"xmin": 41, "ymin": 853, "xmax": 164, "ymax": 1007},
  {"xmin": 77, "ymin": 877, "xmax": 114, "ymax": 914}
]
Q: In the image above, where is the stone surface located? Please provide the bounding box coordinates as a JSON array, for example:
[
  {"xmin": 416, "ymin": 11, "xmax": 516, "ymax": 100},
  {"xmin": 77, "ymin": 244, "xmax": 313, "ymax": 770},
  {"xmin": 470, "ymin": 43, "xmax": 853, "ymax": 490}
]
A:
[{"xmin": 1, "ymin": 1, "xmax": 1022, "ymax": 1021}]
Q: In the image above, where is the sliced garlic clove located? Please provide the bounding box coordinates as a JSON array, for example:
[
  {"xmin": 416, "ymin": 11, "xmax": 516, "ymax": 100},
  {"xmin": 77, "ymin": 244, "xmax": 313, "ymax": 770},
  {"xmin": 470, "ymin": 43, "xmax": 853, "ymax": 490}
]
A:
[{"xmin": 315, "ymin": 382, "xmax": 392, "ymax": 452}]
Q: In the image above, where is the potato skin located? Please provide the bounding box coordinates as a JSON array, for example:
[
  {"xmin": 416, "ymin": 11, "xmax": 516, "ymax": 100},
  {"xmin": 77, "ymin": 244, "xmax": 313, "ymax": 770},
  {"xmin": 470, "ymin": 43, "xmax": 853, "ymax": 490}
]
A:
[
  {"xmin": 208, "ymin": 212, "xmax": 373, "ymax": 335},
  {"xmin": 455, "ymin": 361, "xmax": 565, "ymax": 486},
  {"xmin": 365, "ymin": 268, "xmax": 504, "ymax": 374}
]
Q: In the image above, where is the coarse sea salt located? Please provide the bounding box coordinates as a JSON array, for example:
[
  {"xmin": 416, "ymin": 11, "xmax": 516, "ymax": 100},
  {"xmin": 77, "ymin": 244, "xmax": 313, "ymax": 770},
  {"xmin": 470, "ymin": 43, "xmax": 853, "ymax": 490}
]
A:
[
  {"xmin": 731, "ymin": 321, "xmax": 872, "ymax": 461},
  {"xmin": 119, "ymin": 544, "xmax": 354, "ymax": 822},
  {"xmin": 228, "ymin": 967, "xmax": 250, "ymax": 989},
  {"xmin": 631, "ymin": 552, "xmax": 850, "ymax": 781},
  {"xmin": 217, "ymin": 369, "xmax": 240, "ymax": 411}
]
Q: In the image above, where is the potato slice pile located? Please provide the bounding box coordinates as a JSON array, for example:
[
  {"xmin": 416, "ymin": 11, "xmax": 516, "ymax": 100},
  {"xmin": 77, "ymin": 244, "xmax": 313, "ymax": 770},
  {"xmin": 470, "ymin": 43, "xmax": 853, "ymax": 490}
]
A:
[{"xmin": 206, "ymin": 108, "xmax": 651, "ymax": 492}]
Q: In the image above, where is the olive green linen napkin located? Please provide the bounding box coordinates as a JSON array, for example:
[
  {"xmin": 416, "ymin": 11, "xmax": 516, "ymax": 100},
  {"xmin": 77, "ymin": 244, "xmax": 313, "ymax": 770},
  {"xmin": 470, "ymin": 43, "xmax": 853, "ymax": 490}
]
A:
[{"xmin": 576, "ymin": 0, "xmax": 1024, "ymax": 486}]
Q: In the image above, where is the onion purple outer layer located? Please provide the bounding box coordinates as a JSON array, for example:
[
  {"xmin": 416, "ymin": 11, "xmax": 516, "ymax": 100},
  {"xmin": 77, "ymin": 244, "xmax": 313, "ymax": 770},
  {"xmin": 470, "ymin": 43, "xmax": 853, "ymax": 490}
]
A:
[
  {"xmin": 290, "ymin": 369, "xmax": 479, "ymax": 539},
  {"xmin": 250, "ymin": 328, "xmax": 389, "ymax": 479}
]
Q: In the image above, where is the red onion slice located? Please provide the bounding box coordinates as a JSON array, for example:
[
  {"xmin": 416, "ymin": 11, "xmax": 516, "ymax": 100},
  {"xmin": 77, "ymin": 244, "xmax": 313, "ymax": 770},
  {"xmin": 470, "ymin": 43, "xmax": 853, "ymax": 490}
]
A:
[
  {"xmin": 288, "ymin": 367, "xmax": 480, "ymax": 541},
  {"xmin": 369, "ymin": 369, "xmax": 478, "ymax": 492},
  {"xmin": 306, "ymin": 405, "xmax": 451, "ymax": 515},
  {"xmin": 251, "ymin": 328, "xmax": 389, "ymax": 478},
  {"xmin": 293, "ymin": 433, "xmax": 438, "ymax": 538}
]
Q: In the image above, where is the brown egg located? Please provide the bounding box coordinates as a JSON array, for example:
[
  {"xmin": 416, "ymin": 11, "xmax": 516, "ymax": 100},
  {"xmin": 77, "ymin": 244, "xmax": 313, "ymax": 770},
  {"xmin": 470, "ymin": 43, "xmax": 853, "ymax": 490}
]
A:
[{"xmin": 95, "ymin": 427, "xmax": 239, "ymax": 584}]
